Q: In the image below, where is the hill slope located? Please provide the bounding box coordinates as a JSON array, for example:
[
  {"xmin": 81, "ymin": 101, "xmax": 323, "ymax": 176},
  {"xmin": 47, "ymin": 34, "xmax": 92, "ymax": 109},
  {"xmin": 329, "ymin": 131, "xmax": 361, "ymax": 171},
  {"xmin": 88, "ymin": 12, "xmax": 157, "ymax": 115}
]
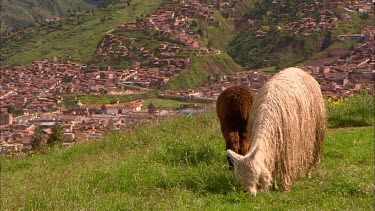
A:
[
  {"xmin": 1, "ymin": 0, "xmax": 373, "ymax": 93},
  {"xmin": 227, "ymin": 0, "xmax": 372, "ymax": 69},
  {"xmin": 1, "ymin": 113, "xmax": 374, "ymax": 210},
  {"xmin": 164, "ymin": 53, "xmax": 242, "ymax": 90},
  {"xmin": 0, "ymin": 0, "xmax": 117, "ymax": 34},
  {"xmin": 0, "ymin": 1, "xmax": 164, "ymax": 67}
]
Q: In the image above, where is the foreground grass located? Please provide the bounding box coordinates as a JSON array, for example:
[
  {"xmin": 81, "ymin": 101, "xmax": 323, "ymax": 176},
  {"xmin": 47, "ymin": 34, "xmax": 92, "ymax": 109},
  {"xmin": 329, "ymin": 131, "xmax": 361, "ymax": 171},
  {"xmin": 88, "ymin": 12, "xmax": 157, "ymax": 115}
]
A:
[{"xmin": 1, "ymin": 113, "xmax": 374, "ymax": 210}]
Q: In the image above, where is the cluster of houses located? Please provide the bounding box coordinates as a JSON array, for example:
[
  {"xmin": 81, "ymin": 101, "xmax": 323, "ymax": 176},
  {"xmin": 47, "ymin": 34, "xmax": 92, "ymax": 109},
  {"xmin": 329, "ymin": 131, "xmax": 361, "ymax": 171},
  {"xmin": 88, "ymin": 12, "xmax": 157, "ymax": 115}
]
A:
[
  {"xmin": 0, "ymin": 96, "xmax": 186, "ymax": 154},
  {"xmin": 1, "ymin": 0, "xmax": 374, "ymax": 154},
  {"xmin": 163, "ymin": 54, "xmax": 373, "ymax": 102},
  {"xmin": 248, "ymin": 0, "xmax": 374, "ymax": 38},
  {"xmin": 0, "ymin": 57, "xmax": 114, "ymax": 101},
  {"xmin": 96, "ymin": 33, "xmax": 196, "ymax": 87},
  {"xmin": 95, "ymin": 2, "xmax": 225, "ymax": 88}
]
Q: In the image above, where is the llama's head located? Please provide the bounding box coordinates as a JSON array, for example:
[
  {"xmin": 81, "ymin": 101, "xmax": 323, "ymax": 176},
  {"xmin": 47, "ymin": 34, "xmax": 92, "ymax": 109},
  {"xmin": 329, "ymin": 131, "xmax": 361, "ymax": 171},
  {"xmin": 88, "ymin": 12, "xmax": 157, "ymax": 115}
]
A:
[{"xmin": 227, "ymin": 147, "xmax": 272, "ymax": 196}]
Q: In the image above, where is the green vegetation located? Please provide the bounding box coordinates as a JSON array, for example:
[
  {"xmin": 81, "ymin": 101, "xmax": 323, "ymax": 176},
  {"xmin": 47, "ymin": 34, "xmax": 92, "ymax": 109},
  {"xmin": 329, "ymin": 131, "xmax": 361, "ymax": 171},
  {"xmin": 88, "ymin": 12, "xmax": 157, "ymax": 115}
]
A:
[
  {"xmin": 147, "ymin": 102, "xmax": 156, "ymax": 114},
  {"xmin": 144, "ymin": 98, "xmax": 191, "ymax": 108},
  {"xmin": 47, "ymin": 123, "xmax": 64, "ymax": 147},
  {"xmin": 3, "ymin": 0, "xmax": 372, "ymax": 96},
  {"xmin": 62, "ymin": 91, "xmax": 158, "ymax": 106},
  {"xmin": 1, "ymin": 0, "xmax": 95, "ymax": 34},
  {"xmin": 1, "ymin": 112, "xmax": 373, "ymax": 210},
  {"xmin": 31, "ymin": 127, "xmax": 44, "ymax": 151},
  {"xmin": 226, "ymin": 0, "xmax": 372, "ymax": 69},
  {"xmin": 1, "ymin": 1, "xmax": 144, "ymax": 34},
  {"xmin": 261, "ymin": 66, "xmax": 277, "ymax": 72},
  {"xmin": 199, "ymin": 11, "xmax": 235, "ymax": 51},
  {"xmin": 76, "ymin": 94, "xmax": 139, "ymax": 105},
  {"xmin": 1, "ymin": 1, "xmax": 164, "ymax": 67},
  {"xmin": 164, "ymin": 53, "xmax": 242, "ymax": 90},
  {"xmin": 6, "ymin": 104, "xmax": 24, "ymax": 117},
  {"xmin": 228, "ymin": 26, "xmax": 329, "ymax": 69},
  {"xmin": 301, "ymin": 38, "xmax": 358, "ymax": 66},
  {"xmin": 234, "ymin": 0, "xmax": 258, "ymax": 17},
  {"xmin": 96, "ymin": 26, "xmax": 191, "ymax": 69},
  {"xmin": 144, "ymin": 98, "xmax": 214, "ymax": 109},
  {"xmin": 334, "ymin": 8, "xmax": 369, "ymax": 35},
  {"xmin": 325, "ymin": 92, "xmax": 375, "ymax": 128}
]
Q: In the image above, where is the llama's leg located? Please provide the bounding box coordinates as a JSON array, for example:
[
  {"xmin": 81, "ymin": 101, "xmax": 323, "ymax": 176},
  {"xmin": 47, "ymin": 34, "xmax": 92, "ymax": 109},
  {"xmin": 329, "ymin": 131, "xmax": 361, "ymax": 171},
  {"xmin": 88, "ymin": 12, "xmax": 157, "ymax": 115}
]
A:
[
  {"xmin": 281, "ymin": 175, "xmax": 292, "ymax": 192},
  {"xmin": 238, "ymin": 125, "xmax": 250, "ymax": 156},
  {"xmin": 223, "ymin": 128, "xmax": 239, "ymax": 167},
  {"xmin": 308, "ymin": 123, "xmax": 325, "ymax": 177},
  {"xmin": 313, "ymin": 124, "xmax": 325, "ymax": 165}
]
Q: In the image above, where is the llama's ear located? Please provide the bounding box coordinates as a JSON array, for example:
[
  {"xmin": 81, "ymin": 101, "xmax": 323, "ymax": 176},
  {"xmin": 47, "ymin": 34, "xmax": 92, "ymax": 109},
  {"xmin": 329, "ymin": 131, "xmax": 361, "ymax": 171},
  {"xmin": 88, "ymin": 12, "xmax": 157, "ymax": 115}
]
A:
[
  {"xmin": 246, "ymin": 146, "xmax": 259, "ymax": 160},
  {"xmin": 226, "ymin": 149, "xmax": 244, "ymax": 164}
]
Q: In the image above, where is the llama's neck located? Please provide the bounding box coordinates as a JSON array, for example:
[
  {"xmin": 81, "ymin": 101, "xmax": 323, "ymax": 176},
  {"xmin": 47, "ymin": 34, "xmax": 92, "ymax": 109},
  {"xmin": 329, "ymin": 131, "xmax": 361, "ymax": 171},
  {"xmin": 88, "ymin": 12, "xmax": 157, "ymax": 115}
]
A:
[
  {"xmin": 250, "ymin": 124, "xmax": 277, "ymax": 170},
  {"xmin": 248, "ymin": 86, "xmax": 283, "ymax": 170}
]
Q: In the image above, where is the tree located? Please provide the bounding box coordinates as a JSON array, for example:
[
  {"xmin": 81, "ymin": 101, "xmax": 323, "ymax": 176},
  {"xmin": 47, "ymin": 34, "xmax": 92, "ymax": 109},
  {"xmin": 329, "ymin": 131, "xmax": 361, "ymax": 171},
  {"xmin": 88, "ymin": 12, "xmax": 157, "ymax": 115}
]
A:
[
  {"xmin": 47, "ymin": 123, "xmax": 64, "ymax": 147},
  {"xmin": 31, "ymin": 127, "xmax": 44, "ymax": 151},
  {"xmin": 360, "ymin": 12, "xmax": 369, "ymax": 20},
  {"xmin": 148, "ymin": 102, "xmax": 156, "ymax": 115},
  {"xmin": 7, "ymin": 104, "xmax": 23, "ymax": 116},
  {"xmin": 7, "ymin": 105, "xmax": 16, "ymax": 114}
]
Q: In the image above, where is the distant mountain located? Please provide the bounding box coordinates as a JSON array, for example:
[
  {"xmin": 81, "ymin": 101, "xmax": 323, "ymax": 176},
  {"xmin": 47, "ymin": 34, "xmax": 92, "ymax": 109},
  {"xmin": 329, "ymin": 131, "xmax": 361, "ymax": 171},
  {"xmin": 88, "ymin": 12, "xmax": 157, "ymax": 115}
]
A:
[{"xmin": 0, "ymin": 0, "xmax": 120, "ymax": 34}]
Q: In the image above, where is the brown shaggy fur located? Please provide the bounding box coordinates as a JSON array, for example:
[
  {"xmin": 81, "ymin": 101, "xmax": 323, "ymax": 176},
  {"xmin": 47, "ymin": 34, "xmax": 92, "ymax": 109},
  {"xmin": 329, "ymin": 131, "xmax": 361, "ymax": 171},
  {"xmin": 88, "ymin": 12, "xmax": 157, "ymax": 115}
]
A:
[
  {"xmin": 227, "ymin": 67, "xmax": 326, "ymax": 195},
  {"xmin": 216, "ymin": 85, "xmax": 255, "ymax": 167}
]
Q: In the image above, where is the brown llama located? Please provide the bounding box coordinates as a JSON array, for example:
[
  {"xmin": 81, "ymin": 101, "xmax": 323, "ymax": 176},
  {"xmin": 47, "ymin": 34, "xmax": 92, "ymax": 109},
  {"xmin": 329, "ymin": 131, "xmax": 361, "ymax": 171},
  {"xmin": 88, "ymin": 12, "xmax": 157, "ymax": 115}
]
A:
[{"xmin": 216, "ymin": 85, "xmax": 255, "ymax": 167}]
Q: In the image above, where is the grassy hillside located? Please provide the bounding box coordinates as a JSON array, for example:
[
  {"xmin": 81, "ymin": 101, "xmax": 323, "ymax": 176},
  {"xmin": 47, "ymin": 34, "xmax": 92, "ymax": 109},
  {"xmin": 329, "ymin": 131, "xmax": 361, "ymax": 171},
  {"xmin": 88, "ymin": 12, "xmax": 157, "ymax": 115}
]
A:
[
  {"xmin": 197, "ymin": 0, "xmax": 259, "ymax": 52},
  {"xmin": 1, "ymin": 0, "xmax": 90, "ymax": 34},
  {"xmin": 163, "ymin": 53, "xmax": 242, "ymax": 90},
  {"xmin": 198, "ymin": 10, "xmax": 236, "ymax": 51},
  {"xmin": 1, "ymin": 1, "xmax": 164, "ymax": 67},
  {"xmin": 227, "ymin": 1, "xmax": 373, "ymax": 69},
  {"xmin": 0, "ymin": 0, "xmax": 118, "ymax": 34},
  {"xmin": 1, "ymin": 112, "xmax": 373, "ymax": 210}
]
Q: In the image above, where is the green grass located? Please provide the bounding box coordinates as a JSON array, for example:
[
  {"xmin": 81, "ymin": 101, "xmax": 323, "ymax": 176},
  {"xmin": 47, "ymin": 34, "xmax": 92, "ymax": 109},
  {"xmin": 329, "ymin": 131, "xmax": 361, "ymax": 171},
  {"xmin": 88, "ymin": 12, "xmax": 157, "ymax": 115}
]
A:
[
  {"xmin": 76, "ymin": 92, "xmax": 156, "ymax": 104},
  {"xmin": 261, "ymin": 66, "xmax": 277, "ymax": 72},
  {"xmin": 1, "ymin": 112, "xmax": 373, "ymax": 210},
  {"xmin": 59, "ymin": 91, "xmax": 158, "ymax": 106},
  {"xmin": 1, "ymin": 0, "xmax": 94, "ymax": 33},
  {"xmin": 199, "ymin": 11, "xmax": 235, "ymax": 51},
  {"xmin": 164, "ymin": 53, "xmax": 242, "ymax": 90},
  {"xmin": 144, "ymin": 98, "xmax": 200, "ymax": 109},
  {"xmin": 326, "ymin": 93, "xmax": 375, "ymax": 128}
]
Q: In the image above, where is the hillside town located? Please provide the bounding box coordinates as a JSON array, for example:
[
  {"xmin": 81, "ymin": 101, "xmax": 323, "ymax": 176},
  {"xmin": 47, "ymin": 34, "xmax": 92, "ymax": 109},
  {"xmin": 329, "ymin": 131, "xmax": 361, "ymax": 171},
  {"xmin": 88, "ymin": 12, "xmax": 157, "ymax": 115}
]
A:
[{"xmin": 0, "ymin": 0, "xmax": 374, "ymax": 155}]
